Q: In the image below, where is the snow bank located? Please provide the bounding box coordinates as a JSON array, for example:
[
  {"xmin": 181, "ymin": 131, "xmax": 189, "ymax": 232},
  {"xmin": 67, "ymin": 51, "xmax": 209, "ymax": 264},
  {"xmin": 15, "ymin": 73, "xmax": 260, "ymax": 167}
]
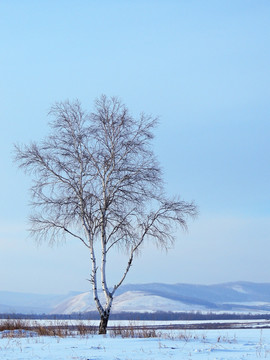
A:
[{"xmin": 0, "ymin": 328, "xmax": 269, "ymax": 359}]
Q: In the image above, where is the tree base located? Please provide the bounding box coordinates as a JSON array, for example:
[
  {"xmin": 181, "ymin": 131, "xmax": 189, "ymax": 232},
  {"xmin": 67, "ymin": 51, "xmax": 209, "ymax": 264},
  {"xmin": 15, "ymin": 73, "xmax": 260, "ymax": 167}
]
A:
[{"xmin": 98, "ymin": 315, "xmax": 109, "ymax": 334}]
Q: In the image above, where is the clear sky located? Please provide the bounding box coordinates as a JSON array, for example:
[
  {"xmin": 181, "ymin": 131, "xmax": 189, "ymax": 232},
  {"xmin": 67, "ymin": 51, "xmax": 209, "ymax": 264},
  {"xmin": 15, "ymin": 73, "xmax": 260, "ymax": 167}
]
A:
[{"xmin": 1, "ymin": 1, "xmax": 270, "ymax": 294}]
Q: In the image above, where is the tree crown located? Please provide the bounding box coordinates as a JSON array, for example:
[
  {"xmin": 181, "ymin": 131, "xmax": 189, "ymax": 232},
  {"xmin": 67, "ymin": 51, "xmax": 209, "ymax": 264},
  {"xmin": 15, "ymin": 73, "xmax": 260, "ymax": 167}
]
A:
[{"xmin": 15, "ymin": 95, "xmax": 197, "ymax": 251}]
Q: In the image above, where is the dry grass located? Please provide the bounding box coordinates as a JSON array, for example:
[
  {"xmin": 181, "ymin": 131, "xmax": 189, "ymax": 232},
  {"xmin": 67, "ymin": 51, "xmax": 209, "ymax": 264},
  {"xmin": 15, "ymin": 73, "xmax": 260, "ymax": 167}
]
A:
[
  {"xmin": 0, "ymin": 319, "xmax": 50, "ymax": 337},
  {"xmin": 0, "ymin": 319, "xmax": 163, "ymax": 338},
  {"xmin": 0, "ymin": 319, "xmax": 97, "ymax": 338},
  {"xmin": 109, "ymin": 322, "xmax": 161, "ymax": 338},
  {"xmin": 0, "ymin": 319, "xmax": 30, "ymax": 332}
]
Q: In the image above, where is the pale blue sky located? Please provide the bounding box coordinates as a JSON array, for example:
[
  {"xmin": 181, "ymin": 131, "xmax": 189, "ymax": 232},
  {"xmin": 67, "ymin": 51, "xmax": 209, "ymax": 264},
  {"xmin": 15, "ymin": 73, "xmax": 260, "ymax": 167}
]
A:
[{"xmin": 1, "ymin": 1, "xmax": 270, "ymax": 294}]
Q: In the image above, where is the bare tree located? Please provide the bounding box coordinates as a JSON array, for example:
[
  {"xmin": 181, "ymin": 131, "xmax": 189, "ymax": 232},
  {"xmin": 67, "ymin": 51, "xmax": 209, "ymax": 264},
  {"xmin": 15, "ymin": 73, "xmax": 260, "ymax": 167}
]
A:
[{"xmin": 15, "ymin": 95, "xmax": 197, "ymax": 334}]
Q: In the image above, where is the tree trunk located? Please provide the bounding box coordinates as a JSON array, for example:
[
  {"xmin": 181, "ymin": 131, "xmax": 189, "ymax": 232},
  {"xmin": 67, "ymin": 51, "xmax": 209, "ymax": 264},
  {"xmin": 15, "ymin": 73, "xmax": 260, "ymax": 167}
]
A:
[{"xmin": 98, "ymin": 313, "xmax": 109, "ymax": 334}]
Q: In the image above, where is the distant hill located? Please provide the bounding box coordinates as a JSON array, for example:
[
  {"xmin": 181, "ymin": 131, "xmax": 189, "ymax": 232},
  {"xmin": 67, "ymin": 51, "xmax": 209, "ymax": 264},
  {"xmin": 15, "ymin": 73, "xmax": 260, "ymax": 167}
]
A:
[
  {"xmin": 0, "ymin": 291, "xmax": 80, "ymax": 314},
  {"xmin": 1, "ymin": 282, "xmax": 270, "ymax": 315}
]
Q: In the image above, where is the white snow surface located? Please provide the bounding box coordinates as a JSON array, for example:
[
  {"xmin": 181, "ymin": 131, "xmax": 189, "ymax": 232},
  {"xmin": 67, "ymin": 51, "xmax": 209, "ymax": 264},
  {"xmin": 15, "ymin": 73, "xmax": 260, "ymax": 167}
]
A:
[
  {"xmin": 112, "ymin": 291, "xmax": 206, "ymax": 312},
  {"xmin": 0, "ymin": 328, "xmax": 270, "ymax": 359},
  {"xmin": 51, "ymin": 290, "xmax": 207, "ymax": 314},
  {"xmin": 230, "ymin": 285, "xmax": 249, "ymax": 294}
]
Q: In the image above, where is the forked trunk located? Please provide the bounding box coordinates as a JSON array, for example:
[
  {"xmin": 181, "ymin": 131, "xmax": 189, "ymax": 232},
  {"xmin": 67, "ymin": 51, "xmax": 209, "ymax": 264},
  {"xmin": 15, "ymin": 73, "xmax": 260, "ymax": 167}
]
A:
[{"xmin": 98, "ymin": 313, "xmax": 110, "ymax": 334}]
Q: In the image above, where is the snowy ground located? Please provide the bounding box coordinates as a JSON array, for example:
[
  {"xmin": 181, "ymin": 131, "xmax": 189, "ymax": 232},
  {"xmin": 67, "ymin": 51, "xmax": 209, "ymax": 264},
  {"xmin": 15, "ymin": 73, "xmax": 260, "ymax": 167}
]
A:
[{"xmin": 0, "ymin": 329, "xmax": 270, "ymax": 359}]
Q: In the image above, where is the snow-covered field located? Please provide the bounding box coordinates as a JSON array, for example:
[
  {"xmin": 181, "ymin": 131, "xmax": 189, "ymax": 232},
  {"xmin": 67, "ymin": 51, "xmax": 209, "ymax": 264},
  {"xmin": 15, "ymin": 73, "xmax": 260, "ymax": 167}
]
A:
[{"xmin": 0, "ymin": 328, "xmax": 270, "ymax": 359}]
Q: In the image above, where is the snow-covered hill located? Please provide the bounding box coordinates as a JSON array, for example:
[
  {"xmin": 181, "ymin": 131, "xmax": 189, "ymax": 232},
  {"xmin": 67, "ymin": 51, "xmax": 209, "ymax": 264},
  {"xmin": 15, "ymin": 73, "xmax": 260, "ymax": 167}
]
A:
[
  {"xmin": 51, "ymin": 282, "xmax": 270, "ymax": 314},
  {"xmin": 51, "ymin": 290, "xmax": 207, "ymax": 314},
  {"xmin": 1, "ymin": 282, "xmax": 270, "ymax": 314}
]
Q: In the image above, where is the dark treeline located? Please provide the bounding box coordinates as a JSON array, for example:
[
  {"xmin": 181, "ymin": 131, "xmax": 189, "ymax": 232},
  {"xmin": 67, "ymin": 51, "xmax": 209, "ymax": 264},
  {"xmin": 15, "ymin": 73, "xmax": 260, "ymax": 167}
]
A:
[{"xmin": 1, "ymin": 311, "xmax": 270, "ymax": 321}]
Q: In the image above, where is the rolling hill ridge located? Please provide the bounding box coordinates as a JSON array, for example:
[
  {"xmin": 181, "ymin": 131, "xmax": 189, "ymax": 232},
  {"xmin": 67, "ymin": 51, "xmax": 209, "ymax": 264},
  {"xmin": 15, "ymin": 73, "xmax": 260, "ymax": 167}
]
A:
[{"xmin": 1, "ymin": 282, "xmax": 270, "ymax": 314}]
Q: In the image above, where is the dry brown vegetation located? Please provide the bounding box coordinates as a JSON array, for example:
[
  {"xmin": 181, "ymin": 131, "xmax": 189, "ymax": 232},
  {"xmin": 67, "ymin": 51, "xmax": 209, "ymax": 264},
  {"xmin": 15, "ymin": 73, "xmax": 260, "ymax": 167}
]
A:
[{"xmin": 0, "ymin": 319, "xmax": 96, "ymax": 337}]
